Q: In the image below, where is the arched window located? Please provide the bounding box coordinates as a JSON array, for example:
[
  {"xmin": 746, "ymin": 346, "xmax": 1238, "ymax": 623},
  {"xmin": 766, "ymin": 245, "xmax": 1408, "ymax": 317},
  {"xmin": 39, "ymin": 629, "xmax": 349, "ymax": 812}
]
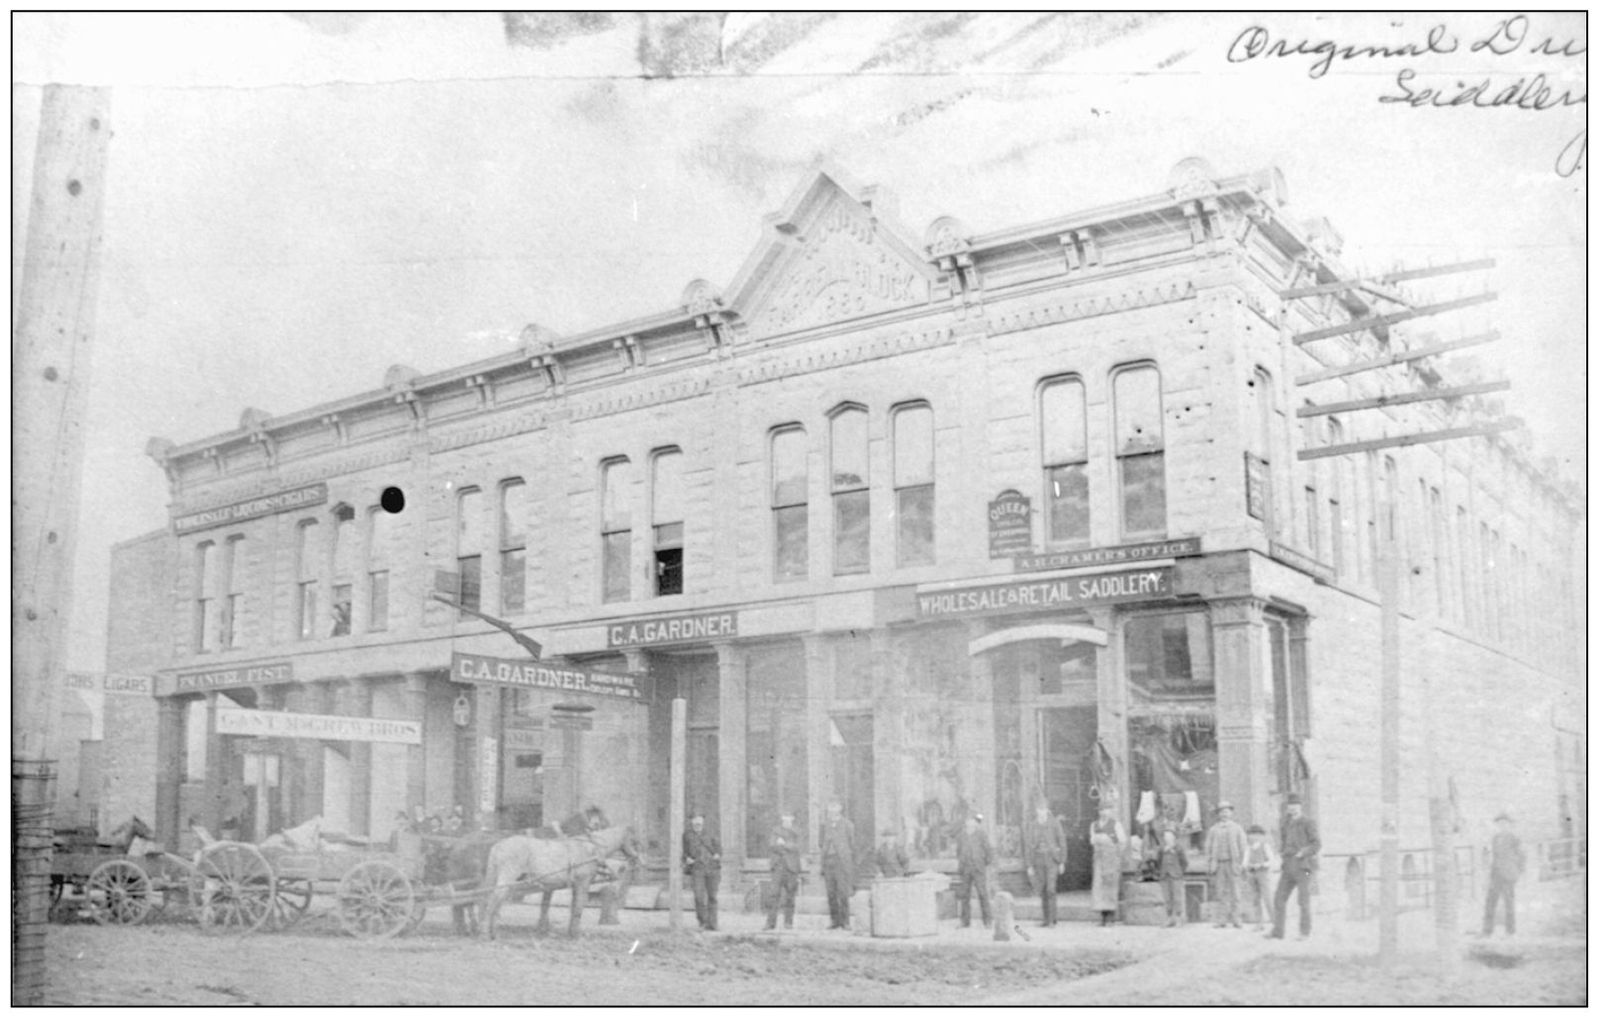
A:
[
  {"xmin": 295, "ymin": 520, "xmax": 319, "ymax": 640},
  {"xmin": 223, "ymin": 535, "xmax": 246, "ymax": 649},
  {"xmin": 830, "ymin": 405, "xmax": 870, "ymax": 574},
  {"xmin": 1114, "ymin": 365, "xmax": 1166, "ymax": 539},
  {"xmin": 600, "ymin": 459, "xmax": 631, "ymax": 603},
  {"xmin": 1040, "ymin": 377, "xmax": 1089, "ymax": 546},
  {"xmin": 366, "ymin": 505, "xmax": 392, "ymax": 632},
  {"xmin": 194, "ymin": 541, "xmax": 217, "ymax": 652},
  {"xmin": 653, "ymin": 450, "xmax": 685, "ymax": 596},
  {"xmin": 771, "ymin": 427, "xmax": 809, "ymax": 581},
  {"xmin": 331, "ymin": 504, "xmax": 356, "ymax": 636},
  {"xmin": 456, "ymin": 487, "xmax": 483, "ymax": 616},
  {"xmin": 892, "ymin": 403, "xmax": 934, "ymax": 567},
  {"xmin": 500, "ymin": 479, "xmax": 527, "ymax": 612}
]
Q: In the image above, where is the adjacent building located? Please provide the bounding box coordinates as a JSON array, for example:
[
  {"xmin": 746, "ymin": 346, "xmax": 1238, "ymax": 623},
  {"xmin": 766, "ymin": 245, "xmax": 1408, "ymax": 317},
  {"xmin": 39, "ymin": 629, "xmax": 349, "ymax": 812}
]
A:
[{"xmin": 107, "ymin": 159, "xmax": 1584, "ymax": 900}]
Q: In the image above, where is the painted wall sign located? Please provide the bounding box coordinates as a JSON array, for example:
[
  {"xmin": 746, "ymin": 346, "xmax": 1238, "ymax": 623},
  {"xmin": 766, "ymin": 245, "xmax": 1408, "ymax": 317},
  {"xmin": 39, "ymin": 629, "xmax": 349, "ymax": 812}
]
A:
[
  {"xmin": 172, "ymin": 660, "xmax": 293, "ymax": 694},
  {"xmin": 1245, "ymin": 453, "xmax": 1269, "ymax": 521},
  {"xmin": 505, "ymin": 726, "xmax": 545, "ymax": 751},
  {"xmin": 66, "ymin": 671, "xmax": 152, "ymax": 695},
  {"xmin": 917, "ymin": 567, "xmax": 1174, "ymax": 620},
  {"xmin": 216, "ymin": 708, "xmax": 421, "ymax": 744},
  {"xmin": 987, "ymin": 489, "xmax": 1033, "ymax": 559},
  {"xmin": 1268, "ymin": 541, "xmax": 1337, "ymax": 585},
  {"xmin": 606, "ymin": 610, "xmax": 738, "ymax": 648},
  {"xmin": 1014, "ymin": 537, "xmax": 1202, "ymax": 573},
  {"xmin": 452, "ymin": 652, "xmax": 641, "ymax": 701},
  {"xmin": 173, "ymin": 482, "xmax": 328, "ymax": 535}
]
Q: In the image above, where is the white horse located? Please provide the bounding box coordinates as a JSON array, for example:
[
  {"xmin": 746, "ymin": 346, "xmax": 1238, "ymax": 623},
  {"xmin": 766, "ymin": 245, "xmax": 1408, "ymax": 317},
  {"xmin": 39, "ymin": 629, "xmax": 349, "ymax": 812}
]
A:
[{"xmin": 479, "ymin": 825, "xmax": 638, "ymax": 940}]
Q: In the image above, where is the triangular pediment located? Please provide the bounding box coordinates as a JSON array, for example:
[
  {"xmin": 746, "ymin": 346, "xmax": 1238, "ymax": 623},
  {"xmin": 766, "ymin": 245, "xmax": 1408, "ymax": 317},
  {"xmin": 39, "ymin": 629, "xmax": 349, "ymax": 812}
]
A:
[{"xmin": 728, "ymin": 166, "xmax": 936, "ymax": 339}]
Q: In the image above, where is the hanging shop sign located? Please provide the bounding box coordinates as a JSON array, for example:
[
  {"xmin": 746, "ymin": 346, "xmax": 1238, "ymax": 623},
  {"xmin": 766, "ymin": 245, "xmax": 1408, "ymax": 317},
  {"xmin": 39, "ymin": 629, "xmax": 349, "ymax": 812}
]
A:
[
  {"xmin": 1268, "ymin": 541, "xmax": 1337, "ymax": 585},
  {"xmin": 605, "ymin": 609, "xmax": 738, "ymax": 648},
  {"xmin": 65, "ymin": 672, "xmax": 154, "ymax": 695},
  {"xmin": 172, "ymin": 482, "xmax": 328, "ymax": 536},
  {"xmin": 172, "ymin": 660, "xmax": 293, "ymax": 694},
  {"xmin": 452, "ymin": 652, "xmax": 642, "ymax": 702},
  {"xmin": 987, "ymin": 489, "xmax": 1033, "ymax": 559},
  {"xmin": 216, "ymin": 708, "xmax": 421, "ymax": 745},
  {"xmin": 1013, "ymin": 537, "xmax": 1202, "ymax": 574},
  {"xmin": 505, "ymin": 727, "xmax": 545, "ymax": 750},
  {"xmin": 916, "ymin": 566, "xmax": 1174, "ymax": 620},
  {"xmin": 1245, "ymin": 453, "xmax": 1269, "ymax": 521}
]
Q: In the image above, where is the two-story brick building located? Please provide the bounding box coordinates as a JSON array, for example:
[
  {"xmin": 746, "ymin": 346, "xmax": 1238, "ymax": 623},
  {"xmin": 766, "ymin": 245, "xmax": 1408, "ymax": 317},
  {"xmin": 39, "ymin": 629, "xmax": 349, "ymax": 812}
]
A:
[{"xmin": 105, "ymin": 159, "xmax": 1583, "ymax": 899}]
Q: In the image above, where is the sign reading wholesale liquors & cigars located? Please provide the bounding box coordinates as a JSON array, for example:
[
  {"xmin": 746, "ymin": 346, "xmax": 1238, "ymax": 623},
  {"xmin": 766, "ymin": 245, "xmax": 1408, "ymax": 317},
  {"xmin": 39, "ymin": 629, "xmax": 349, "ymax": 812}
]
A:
[
  {"xmin": 917, "ymin": 567, "xmax": 1174, "ymax": 620},
  {"xmin": 452, "ymin": 652, "xmax": 642, "ymax": 701},
  {"xmin": 172, "ymin": 482, "xmax": 328, "ymax": 535}
]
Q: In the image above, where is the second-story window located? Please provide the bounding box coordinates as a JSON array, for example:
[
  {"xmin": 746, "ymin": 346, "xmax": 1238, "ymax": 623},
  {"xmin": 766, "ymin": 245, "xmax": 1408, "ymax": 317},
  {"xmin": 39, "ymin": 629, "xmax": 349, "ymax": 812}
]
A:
[
  {"xmin": 653, "ymin": 450, "xmax": 685, "ymax": 596},
  {"xmin": 500, "ymin": 479, "xmax": 527, "ymax": 613},
  {"xmin": 893, "ymin": 403, "xmax": 934, "ymax": 567},
  {"xmin": 456, "ymin": 487, "xmax": 483, "ymax": 617},
  {"xmin": 830, "ymin": 405, "xmax": 870, "ymax": 574},
  {"xmin": 367, "ymin": 505, "xmax": 391, "ymax": 632},
  {"xmin": 1114, "ymin": 365, "xmax": 1166, "ymax": 539},
  {"xmin": 295, "ymin": 520, "xmax": 319, "ymax": 640},
  {"xmin": 771, "ymin": 427, "xmax": 808, "ymax": 581},
  {"xmin": 601, "ymin": 458, "xmax": 631, "ymax": 603},
  {"xmin": 1041, "ymin": 377, "xmax": 1090, "ymax": 546},
  {"xmin": 223, "ymin": 535, "xmax": 245, "ymax": 649},
  {"xmin": 331, "ymin": 505, "xmax": 356, "ymax": 636},
  {"xmin": 194, "ymin": 541, "xmax": 217, "ymax": 652}
]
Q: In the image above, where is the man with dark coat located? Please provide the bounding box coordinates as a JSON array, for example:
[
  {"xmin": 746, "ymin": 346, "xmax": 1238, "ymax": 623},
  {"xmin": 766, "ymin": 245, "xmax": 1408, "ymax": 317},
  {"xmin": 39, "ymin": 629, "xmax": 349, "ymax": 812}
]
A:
[
  {"xmin": 1023, "ymin": 804, "xmax": 1067, "ymax": 926},
  {"xmin": 955, "ymin": 813, "xmax": 995, "ymax": 928},
  {"xmin": 682, "ymin": 814, "xmax": 722, "ymax": 931},
  {"xmin": 1480, "ymin": 811, "xmax": 1526, "ymax": 937},
  {"xmin": 1204, "ymin": 801, "xmax": 1249, "ymax": 928},
  {"xmin": 764, "ymin": 810, "xmax": 803, "ymax": 931},
  {"xmin": 875, "ymin": 828, "xmax": 910, "ymax": 878},
  {"xmin": 819, "ymin": 801, "xmax": 856, "ymax": 931},
  {"xmin": 1267, "ymin": 793, "xmax": 1321, "ymax": 940}
]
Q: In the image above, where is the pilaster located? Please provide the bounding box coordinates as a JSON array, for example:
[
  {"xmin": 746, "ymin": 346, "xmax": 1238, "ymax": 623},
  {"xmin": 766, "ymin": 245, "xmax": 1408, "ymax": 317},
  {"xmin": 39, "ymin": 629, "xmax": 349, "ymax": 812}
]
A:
[
  {"xmin": 1087, "ymin": 605, "xmax": 1128, "ymax": 806},
  {"xmin": 715, "ymin": 642, "xmax": 748, "ymax": 861},
  {"xmin": 402, "ymin": 672, "xmax": 429, "ymax": 816},
  {"xmin": 1208, "ymin": 596, "xmax": 1271, "ymax": 819},
  {"xmin": 870, "ymin": 629, "xmax": 903, "ymax": 840},
  {"xmin": 339, "ymin": 678, "xmax": 374, "ymax": 835},
  {"xmin": 802, "ymin": 633, "xmax": 832, "ymax": 855},
  {"xmin": 155, "ymin": 697, "xmax": 186, "ymax": 848}
]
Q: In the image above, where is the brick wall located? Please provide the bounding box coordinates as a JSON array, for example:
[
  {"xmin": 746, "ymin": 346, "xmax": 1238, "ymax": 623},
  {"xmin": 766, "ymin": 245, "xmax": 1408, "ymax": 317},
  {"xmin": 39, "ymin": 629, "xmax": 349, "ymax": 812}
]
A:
[{"xmin": 101, "ymin": 529, "xmax": 173, "ymax": 835}]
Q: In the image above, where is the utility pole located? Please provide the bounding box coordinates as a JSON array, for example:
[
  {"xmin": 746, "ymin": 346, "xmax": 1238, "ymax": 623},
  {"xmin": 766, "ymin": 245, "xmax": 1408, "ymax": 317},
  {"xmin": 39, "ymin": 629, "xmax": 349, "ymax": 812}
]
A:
[{"xmin": 11, "ymin": 84, "xmax": 111, "ymax": 1006}]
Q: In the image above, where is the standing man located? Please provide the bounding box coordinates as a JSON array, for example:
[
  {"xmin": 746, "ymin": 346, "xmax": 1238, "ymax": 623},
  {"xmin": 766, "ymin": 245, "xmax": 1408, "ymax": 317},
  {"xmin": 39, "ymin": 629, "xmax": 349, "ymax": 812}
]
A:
[
  {"xmin": 1023, "ymin": 804, "xmax": 1067, "ymax": 927},
  {"xmin": 1267, "ymin": 793, "xmax": 1321, "ymax": 941},
  {"xmin": 1480, "ymin": 811, "xmax": 1526, "ymax": 938},
  {"xmin": 820, "ymin": 801, "xmax": 856, "ymax": 931},
  {"xmin": 764, "ymin": 810, "xmax": 803, "ymax": 931},
  {"xmin": 875, "ymin": 828, "xmax": 910, "ymax": 878},
  {"xmin": 955, "ymin": 813, "xmax": 995, "ymax": 929},
  {"xmin": 682, "ymin": 814, "xmax": 722, "ymax": 931},
  {"xmin": 1204, "ymin": 801, "xmax": 1248, "ymax": 928}
]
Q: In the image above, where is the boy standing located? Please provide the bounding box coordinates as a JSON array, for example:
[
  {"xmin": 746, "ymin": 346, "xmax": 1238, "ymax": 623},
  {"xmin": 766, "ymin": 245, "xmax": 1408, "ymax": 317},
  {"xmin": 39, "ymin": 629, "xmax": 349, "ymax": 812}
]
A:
[
  {"xmin": 1244, "ymin": 824, "xmax": 1273, "ymax": 930},
  {"xmin": 1156, "ymin": 828, "xmax": 1190, "ymax": 928}
]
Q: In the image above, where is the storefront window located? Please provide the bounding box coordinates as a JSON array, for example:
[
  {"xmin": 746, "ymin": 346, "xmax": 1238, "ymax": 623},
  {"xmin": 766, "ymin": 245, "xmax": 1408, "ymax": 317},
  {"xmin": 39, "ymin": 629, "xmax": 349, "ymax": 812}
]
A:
[
  {"xmin": 1125, "ymin": 611, "xmax": 1213, "ymax": 703},
  {"xmin": 830, "ymin": 406, "xmax": 870, "ymax": 574},
  {"xmin": 1041, "ymin": 377, "xmax": 1090, "ymax": 546},
  {"xmin": 771, "ymin": 427, "xmax": 808, "ymax": 580},
  {"xmin": 1127, "ymin": 610, "xmax": 1215, "ymax": 853},
  {"xmin": 746, "ymin": 645, "xmax": 808, "ymax": 857}
]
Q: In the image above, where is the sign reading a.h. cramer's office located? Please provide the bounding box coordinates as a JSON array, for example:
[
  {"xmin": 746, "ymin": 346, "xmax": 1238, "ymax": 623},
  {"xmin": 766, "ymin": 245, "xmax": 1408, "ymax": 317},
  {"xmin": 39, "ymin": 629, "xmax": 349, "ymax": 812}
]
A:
[{"xmin": 916, "ymin": 567, "xmax": 1174, "ymax": 620}]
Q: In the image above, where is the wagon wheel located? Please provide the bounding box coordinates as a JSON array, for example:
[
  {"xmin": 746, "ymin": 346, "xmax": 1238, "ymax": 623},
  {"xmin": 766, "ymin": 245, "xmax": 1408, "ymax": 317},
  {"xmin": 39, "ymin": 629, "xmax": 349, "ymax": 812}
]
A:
[
  {"xmin": 195, "ymin": 843, "xmax": 276, "ymax": 934},
  {"xmin": 268, "ymin": 877, "xmax": 314, "ymax": 931},
  {"xmin": 87, "ymin": 859, "xmax": 157, "ymax": 926},
  {"xmin": 337, "ymin": 860, "xmax": 416, "ymax": 939}
]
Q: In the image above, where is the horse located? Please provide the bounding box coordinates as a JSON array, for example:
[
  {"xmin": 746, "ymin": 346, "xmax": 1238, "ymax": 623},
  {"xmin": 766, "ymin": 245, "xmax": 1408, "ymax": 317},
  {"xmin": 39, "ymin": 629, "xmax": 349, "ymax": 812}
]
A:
[
  {"xmin": 479, "ymin": 824, "xmax": 639, "ymax": 940},
  {"xmin": 433, "ymin": 807, "xmax": 613, "ymax": 936}
]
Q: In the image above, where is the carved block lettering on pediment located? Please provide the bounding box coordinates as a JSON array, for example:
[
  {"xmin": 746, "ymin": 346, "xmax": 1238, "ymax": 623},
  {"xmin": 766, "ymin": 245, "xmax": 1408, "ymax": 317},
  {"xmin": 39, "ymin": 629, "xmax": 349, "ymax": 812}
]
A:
[{"xmin": 749, "ymin": 196, "xmax": 927, "ymax": 338}]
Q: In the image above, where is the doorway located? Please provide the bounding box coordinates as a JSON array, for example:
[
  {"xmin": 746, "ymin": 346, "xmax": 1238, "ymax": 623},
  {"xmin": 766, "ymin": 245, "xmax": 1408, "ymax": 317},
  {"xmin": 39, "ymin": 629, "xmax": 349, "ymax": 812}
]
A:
[
  {"xmin": 1040, "ymin": 705, "xmax": 1099, "ymax": 891},
  {"xmin": 830, "ymin": 713, "xmax": 875, "ymax": 874}
]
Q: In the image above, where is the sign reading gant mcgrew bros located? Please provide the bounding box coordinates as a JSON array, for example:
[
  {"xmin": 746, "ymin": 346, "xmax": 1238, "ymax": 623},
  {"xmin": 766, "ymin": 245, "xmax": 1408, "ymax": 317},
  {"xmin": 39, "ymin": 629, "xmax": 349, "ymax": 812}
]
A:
[{"xmin": 916, "ymin": 567, "xmax": 1173, "ymax": 620}]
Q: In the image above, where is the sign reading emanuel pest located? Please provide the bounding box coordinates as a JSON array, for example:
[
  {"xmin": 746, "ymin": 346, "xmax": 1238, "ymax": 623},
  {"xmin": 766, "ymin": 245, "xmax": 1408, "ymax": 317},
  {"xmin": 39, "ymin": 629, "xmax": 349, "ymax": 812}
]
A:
[
  {"xmin": 1014, "ymin": 537, "xmax": 1202, "ymax": 574},
  {"xmin": 606, "ymin": 610, "xmax": 738, "ymax": 648},
  {"xmin": 216, "ymin": 708, "xmax": 422, "ymax": 745},
  {"xmin": 987, "ymin": 489, "xmax": 1033, "ymax": 559},
  {"xmin": 452, "ymin": 652, "xmax": 642, "ymax": 701},
  {"xmin": 917, "ymin": 567, "xmax": 1174, "ymax": 620},
  {"xmin": 172, "ymin": 482, "xmax": 328, "ymax": 536},
  {"xmin": 173, "ymin": 660, "xmax": 293, "ymax": 693}
]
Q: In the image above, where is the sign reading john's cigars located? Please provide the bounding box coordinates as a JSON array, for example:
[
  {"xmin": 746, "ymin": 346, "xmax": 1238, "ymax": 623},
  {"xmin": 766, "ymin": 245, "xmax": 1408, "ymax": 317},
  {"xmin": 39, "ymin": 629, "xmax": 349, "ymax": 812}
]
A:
[
  {"xmin": 172, "ymin": 482, "xmax": 328, "ymax": 535},
  {"xmin": 1014, "ymin": 537, "xmax": 1202, "ymax": 573},
  {"xmin": 917, "ymin": 567, "xmax": 1174, "ymax": 620}
]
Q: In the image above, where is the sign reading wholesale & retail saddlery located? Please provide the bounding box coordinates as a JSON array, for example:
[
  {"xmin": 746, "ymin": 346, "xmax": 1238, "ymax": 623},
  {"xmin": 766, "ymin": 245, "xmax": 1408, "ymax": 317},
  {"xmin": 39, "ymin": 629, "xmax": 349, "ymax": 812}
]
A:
[
  {"xmin": 171, "ymin": 660, "xmax": 294, "ymax": 694},
  {"xmin": 605, "ymin": 609, "xmax": 738, "ymax": 648},
  {"xmin": 216, "ymin": 708, "xmax": 421, "ymax": 744},
  {"xmin": 172, "ymin": 482, "xmax": 328, "ymax": 535},
  {"xmin": 1013, "ymin": 537, "xmax": 1202, "ymax": 574},
  {"xmin": 452, "ymin": 652, "xmax": 642, "ymax": 701},
  {"xmin": 916, "ymin": 567, "xmax": 1174, "ymax": 620}
]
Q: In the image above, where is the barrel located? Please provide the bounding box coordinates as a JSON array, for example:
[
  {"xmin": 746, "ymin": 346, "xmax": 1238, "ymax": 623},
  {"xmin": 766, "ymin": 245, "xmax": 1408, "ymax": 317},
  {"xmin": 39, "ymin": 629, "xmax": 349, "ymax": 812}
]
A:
[{"xmin": 1121, "ymin": 878, "xmax": 1167, "ymax": 926}]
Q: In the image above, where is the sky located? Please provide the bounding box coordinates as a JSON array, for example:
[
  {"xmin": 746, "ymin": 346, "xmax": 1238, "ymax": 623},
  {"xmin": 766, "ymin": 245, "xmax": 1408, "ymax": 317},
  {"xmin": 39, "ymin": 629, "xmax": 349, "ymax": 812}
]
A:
[{"xmin": 11, "ymin": 12, "xmax": 1587, "ymax": 681}]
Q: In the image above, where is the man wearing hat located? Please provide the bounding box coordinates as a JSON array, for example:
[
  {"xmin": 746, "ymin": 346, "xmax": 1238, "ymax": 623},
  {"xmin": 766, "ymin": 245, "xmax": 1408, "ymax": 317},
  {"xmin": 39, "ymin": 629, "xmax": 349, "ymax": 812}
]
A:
[
  {"xmin": 1480, "ymin": 811, "xmax": 1526, "ymax": 937},
  {"xmin": 682, "ymin": 814, "xmax": 722, "ymax": 931},
  {"xmin": 1204, "ymin": 800, "xmax": 1249, "ymax": 927},
  {"xmin": 1024, "ymin": 803, "xmax": 1068, "ymax": 927},
  {"xmin": 764, "ymin": 810, "xmax": 802, "ymax": 931},
  {"xmin": 875, "ymin": 827, "xmax": 910, "ymax": 878},
  {"xmin": 1268, "ymin": 793, "xmax": 1322, "ymax": 940},
  {"xmin": 819, "ymin": 801, "xmax": 856, "ymax": 931},
  {"xmin": 955, "ymin": 813, "xmax": 995, "ymax": 928}
]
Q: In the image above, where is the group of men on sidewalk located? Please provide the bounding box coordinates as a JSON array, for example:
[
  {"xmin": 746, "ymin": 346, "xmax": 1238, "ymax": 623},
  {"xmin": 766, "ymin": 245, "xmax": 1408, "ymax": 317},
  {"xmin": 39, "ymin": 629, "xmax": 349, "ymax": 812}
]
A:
[{"xmin": 1183, "ymin": 794, "xmax": 1320, "ymax": 937}]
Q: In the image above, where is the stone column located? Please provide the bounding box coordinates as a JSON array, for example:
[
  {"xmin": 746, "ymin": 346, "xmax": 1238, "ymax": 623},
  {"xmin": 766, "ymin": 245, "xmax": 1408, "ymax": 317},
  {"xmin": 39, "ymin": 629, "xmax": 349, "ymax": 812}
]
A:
[
  {"xmin": 1208, "ymin": 597, "xmax": 1270, "ymax": 820},
  {"xmin": 870, "ymin": 629, "xmax": 903, "ymax": 844},
  {"xmin": 154, "ymin": 696, "xmax": 187, "ymax": 848},
  {"xmin": 802, "ymin": 634, "xmax": 832, "ymax": 856},
  {"xmin": 340, "ymin": 678, "xmax": 374, "ymax": 836},
  {"xmin": 203, "ymin": 691, "xmax": 223, "ymax": 835},
  {"xmin": 965, "ymin": 621, "xmax": 998, "ymax": 831},
  {"xmin": 715, "ymin": 641, "xmax": 748, "ymax": 863},
  {"xmin": 621, "ymin": 650, "xmax": 654, "ymax": 838},
  {"xmin": 403, "ymin": 673, "xmax": 429, "ymax": 815}
]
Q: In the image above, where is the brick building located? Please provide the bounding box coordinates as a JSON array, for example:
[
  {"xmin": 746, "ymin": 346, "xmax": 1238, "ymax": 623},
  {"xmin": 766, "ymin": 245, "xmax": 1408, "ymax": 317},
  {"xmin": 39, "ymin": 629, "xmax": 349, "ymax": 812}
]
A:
[{"xmin": 108, "ymin": 159, "xmax": 1583, "ymax": 898}]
